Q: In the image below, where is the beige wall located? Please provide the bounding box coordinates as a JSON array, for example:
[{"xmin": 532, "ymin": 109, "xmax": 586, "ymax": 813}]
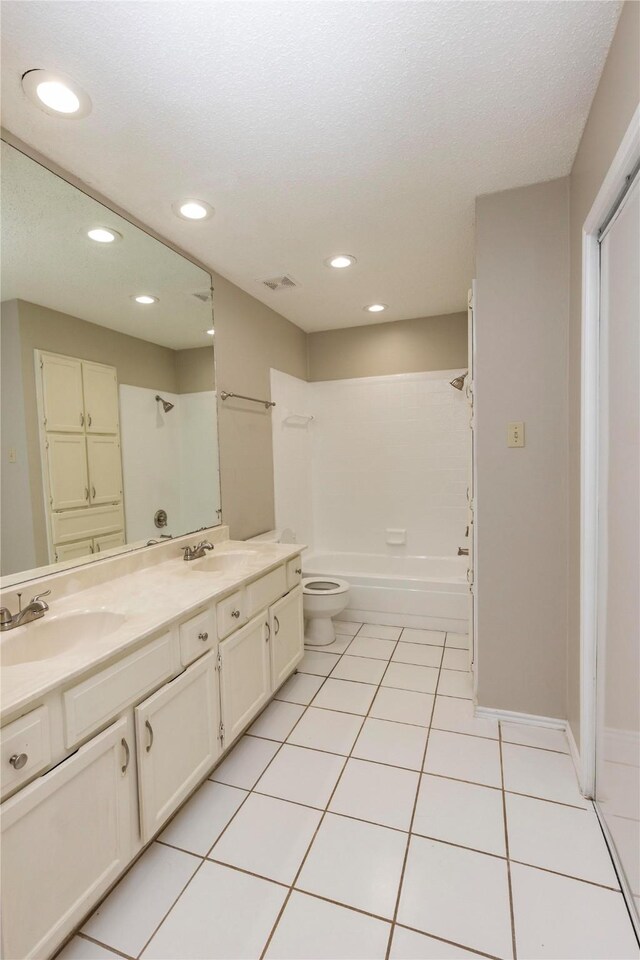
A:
[
  {"xmin": 175, "ymin": 346, "xmax": 216, "ymax": 394},
  {"xmin": 212, "ymin": 274, "xmax": 308, "ymax": 540},
  {"xmin": 475, "ymin": 178, "xmax": 570, "ymax": 718},
  {"xmin": 307, "ymin": 312, "xmax": 467, "ymax": 381},
  {"xmin": 567, "ymin": 1, "xmax": 640, "ymax": 748}
]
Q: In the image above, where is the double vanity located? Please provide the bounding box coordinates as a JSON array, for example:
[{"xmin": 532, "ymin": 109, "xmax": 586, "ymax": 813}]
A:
[{"xmin": 0, "ymin": 528, "xmax": 304, "ymax": 960}]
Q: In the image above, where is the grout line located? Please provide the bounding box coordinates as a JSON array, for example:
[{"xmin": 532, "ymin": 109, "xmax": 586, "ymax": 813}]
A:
[
  {"xmin": 73, "ymin": 933, "xmax": 136, "ymax": 960},
  {"xmin": 394, "ymin": 922, "xmax": 502, "ymax": 960},
  {"xmin": 498, "ymin": 721, "xmax": 518, "ymax": 960}
]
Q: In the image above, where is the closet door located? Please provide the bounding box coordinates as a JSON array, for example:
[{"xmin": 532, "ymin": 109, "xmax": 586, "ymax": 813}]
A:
[
  {"xmin": 41, "ymin": 354, "xmax": 84, "ymax": 432},
  {"xmin": 47, "ymin": 435, "xmax": 89, "ymax": 510},
  {"xmin": 82, "ymin": 362, "xmax": 119, "ymax": 434},
  {"xmin": 87, "ymin": 436, "xmax": 123, "ymax": 504}
]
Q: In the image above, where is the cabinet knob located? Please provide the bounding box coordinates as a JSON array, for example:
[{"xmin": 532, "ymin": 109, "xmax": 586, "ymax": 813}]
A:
[
  {"xmin": 198, "ymin": 631, "xmax": 209, "ymax": 642},
  {"xmin": 9, "ymin": 753, "xmax": 28, "ymax": 770},
  {"xmin": 231, "ymin": 609, "xmax": 240, "ymax": 619},
  {"xmin": 295, "ymin": 568, "xmax": 302, "ymax": 575}
]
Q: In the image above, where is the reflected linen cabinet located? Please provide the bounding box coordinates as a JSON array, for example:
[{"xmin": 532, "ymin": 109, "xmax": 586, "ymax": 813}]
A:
[{"xmin": 37, "ymin": 350, "xmax": 126, "ymax": 562}]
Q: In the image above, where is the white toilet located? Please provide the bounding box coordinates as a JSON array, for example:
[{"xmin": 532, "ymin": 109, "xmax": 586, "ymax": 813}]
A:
[{"xmin": 303, "ymin": 576, "xmax": 350, "ymax": 646}]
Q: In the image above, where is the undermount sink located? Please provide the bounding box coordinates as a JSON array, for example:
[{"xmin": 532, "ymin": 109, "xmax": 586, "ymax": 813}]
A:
[
  {"xmin": 0, "ymin": 610, "xmax": 126, "ymax": 668},
  {"xmin": 189, "ymin": 550, "xmax": 258, "ymax": 574}
]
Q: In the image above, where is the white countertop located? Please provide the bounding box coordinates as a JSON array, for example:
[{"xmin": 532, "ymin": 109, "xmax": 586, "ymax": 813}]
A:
[{"xmin": 0, "ymin": 540, "xmax": 303, "ymax": 723}]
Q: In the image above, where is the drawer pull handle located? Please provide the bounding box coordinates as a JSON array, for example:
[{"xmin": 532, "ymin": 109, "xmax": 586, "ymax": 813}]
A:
[
  {"xmin": 295, "ymin": 568, "xmax": 302, "ymax": 575},
  {"xmin": 91, "ymin": 485, "xmax": 96, "ymax": 500},
  {"xmin": 274, "ymin": 615, "xmax": 280, "ymax": 635},
  {"xmin": 231, "ymin": 609, "xmax": 240, "ymax": 619},
  {"xmin": 121, "ymin": 738, "xmax": 130, "ymax": 774},
  {"xmin": 85, "ymin": 487, "xmax": 90, "ymax": 500},
  {"xmin": 145, "ymin": 719, "xmax": 154, "ymax": 752},
  {"xmin": 9, "ymin": 753, "xmax": 28, "ymax": 770},
  {"xmin": 198, "ymin": 631, "xmax": 209, "ymax": 642},
  {"xmin": 87, "ymin": 413, "xmax": 92, "ymax": 427},
  {"xmin": 80, "ymin": 412, "xmax": 84, "ymax": 426},
  {"xmin": 265, "ymin": 622, "xmax": 270, "ymax": 643}
]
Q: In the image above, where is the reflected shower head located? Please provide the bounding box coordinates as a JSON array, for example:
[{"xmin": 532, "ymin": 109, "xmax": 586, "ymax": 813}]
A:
[
  {"xmin": 155, "ymin": 394, "xmax": 174, "ymax": 413},
  {"xmin": 450, "ymin": 373, "xmax": 467, "ymax": 391}
]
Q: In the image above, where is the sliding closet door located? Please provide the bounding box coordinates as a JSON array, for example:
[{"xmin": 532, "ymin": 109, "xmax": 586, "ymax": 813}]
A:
[{"xmin": 596, "ymin": 172, "xmax": 639, "ymax": 921}]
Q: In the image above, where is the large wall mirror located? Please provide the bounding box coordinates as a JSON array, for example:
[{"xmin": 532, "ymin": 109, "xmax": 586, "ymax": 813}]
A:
[{"xmin": 0, "ymin": 140, "xmax": 221, "ymax": 583}]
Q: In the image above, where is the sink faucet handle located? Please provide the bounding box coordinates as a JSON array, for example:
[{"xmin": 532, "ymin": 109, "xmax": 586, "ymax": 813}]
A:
[
  {"xmin": 31, "ymin": 590, "xmax": 51, "ymax": 607},
  {"xmin": 0, "ymin": 607, "xmax": 12, "ymax": 626}
]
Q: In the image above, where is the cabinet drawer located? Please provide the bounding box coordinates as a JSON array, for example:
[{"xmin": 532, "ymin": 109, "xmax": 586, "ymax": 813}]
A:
[
  {"xmin": 63, "ymin": 632, "xmax": 176, "ymax": 748},
  {"xmin": 179, "ymin": 608, "xmax": 215, "ymax": 666},
  {"xmin": 51, "ymin": 503, "xmax": 124, "ymax": 545},
  {"xmin": 1, "ymin": 706, "xmax": 51, "ymax": 798},
  {"xmin": 245, "ymin": 566, "xmax": 287, "ymax": 619},
  {"xmin": 287, "ymin": 556, "xmax": 303, "ymax": 589},
  {"xmin": 217, "ymin": 591, "xmax": 246, "ymax": 640}
]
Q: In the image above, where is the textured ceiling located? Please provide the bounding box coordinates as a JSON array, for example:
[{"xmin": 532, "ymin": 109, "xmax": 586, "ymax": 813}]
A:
[{"xmin": 0, "ymin": 1, "xmax": 621, "ymax": 332}]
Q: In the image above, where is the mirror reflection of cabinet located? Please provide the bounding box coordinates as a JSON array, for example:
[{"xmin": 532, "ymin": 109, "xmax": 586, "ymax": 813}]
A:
[{"xmin": 37, "ymin": 351, "xmax": 125, "ymax": 562}]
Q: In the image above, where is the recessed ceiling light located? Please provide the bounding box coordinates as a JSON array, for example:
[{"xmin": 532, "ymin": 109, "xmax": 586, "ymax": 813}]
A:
[
  {"xmin": 22, "ymin": 69, "xmax": 92, "ymax": 118},
  {"xmin": 325, "ymin": 254, "xmax": 357, "ymax": 269},
  {"xmin": 364, "ymin": 303, "xmax": 388, "ymax": 313},
  {"xmin": 87, "ymin": 227, "xmax": 122, "ymax": 244},
  {"xmin": 132, "ymin": 295, "xmax": 159, "ymax": 305},
  {"xmin": 173, "ymin": 199, "xmax": 214, "ymax": 221}
]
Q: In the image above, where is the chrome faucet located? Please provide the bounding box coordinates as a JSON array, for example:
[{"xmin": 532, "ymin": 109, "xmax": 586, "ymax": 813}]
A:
[
  {"xmin": 181, "ymin": 540, "xmax": 215, "ymax": 561},
  {"xmin": 0, "ymin": 591, "xmax": 51, "ymax": 631}
]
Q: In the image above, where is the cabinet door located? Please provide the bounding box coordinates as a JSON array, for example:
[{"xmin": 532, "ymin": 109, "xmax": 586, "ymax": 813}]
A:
[
  {"xmin": 41, "ymin": 353, "xmax": 84, "ymax": 432},
  {"xmin": 0, "ymin": 718, "xmax": 132, "ymax": 960},
  {"xmin": 82, "ymin": 361, "xmax": 119, "ymax": 434},
  {"xmin": 270, "ymin": 586, "xmax": 304, "ymax": 691},
  {"xmin": 219, "ymin": 613, "xmax": 271, "ymax": 747},
  {"xmin": 47, "ymin": 434, "xmax": 89, "ymax": 509},
  {"xmin": 55, "ymin": 538, "xmax": 94, "ymax": 562},
  {"xmin": 87, "ymin": 435, "xmax": 123, "ymax": 504},
  {"xmin": 94, "ymin": 531, "xmax": 126, "ymax": 554},
  {"xmin": 135, "ymin": 652, "xmax": 219, "ymax": 842}
]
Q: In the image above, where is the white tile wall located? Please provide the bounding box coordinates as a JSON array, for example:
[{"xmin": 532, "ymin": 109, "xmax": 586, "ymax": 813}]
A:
[{"xmin": 270, "ymin": 370, "xmax": 469, "ymax": 557}]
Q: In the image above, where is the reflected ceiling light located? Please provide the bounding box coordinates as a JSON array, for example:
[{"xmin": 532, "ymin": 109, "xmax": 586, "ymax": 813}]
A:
[
  {"xmin": 206, "ymin": 329, "xmax": 215, "ymax": 336},
  {"xmin": 132, "ymin": 294, "xmax": 159, "ymax": 305},
  {"xmin": 22, "ymin": 69, "xmax": 92, "ymax": 118},
  {"xmin": 325, "ymin": 254, "xmax": 356, "ymax": 269},
  {"xmin": 364, "ymin": 303, "xmax": 387, "ymax": 313},
  {"xmin": 87, "ymin": 227, "xmax": 122, "ymax": 244},
  {"xmin": 173, "ymin": 199, "xmax": 214, "ymax": 221}
]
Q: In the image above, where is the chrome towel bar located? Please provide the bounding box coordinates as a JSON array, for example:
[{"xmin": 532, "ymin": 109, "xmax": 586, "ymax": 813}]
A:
[{"xmin": 220, "ymin": 391, "xmax": 276, "ymax": 409}]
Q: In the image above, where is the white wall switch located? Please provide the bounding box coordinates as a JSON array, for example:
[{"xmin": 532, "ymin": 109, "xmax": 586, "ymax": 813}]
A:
[
  {"xmin": 507, "ymin": 421, "xmax": 525, "ymax": 447},
  {"xmin": 386, "ymin": 528, "xmax": 407, "ymax": 545}
]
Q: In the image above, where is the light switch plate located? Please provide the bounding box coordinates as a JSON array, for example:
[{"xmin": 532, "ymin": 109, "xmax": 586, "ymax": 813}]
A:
[{"xmin": 507, "ymin": 421, "xmax": 525, "ymax": 447}]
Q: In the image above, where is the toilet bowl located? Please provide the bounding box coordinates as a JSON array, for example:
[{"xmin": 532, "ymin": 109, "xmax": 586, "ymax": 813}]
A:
[{"xmin": 303, "ymin": 576, "xmax": 350, "ymax": 646}]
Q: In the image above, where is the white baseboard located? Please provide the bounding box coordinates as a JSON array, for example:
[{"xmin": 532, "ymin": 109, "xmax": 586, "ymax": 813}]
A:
[{"xmin": 474, "ymin": 706, "xmax": 567, "ymax": 730}]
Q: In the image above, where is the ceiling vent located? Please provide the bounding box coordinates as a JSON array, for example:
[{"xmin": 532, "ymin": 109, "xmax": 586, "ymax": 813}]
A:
[
  {"xmin": 259, "ymin": 275, "xmax": 298, "ymax": 292},
  {"xmin": 193, "ymin": 290, "xmax": 213, "ymax": 303}
]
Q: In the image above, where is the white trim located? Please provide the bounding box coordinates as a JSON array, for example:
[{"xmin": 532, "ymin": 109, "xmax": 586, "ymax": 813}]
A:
[
  {"xmin": 593, "ymin": 803, "xmax": 640, "ymax": 942},
  {"xmin": 474, "ymin": 706, "xmax": 566, "ymax": 730},
  {"xmin": 579, "ymin": 103, "xmax": 640, "ymax": 797},
  {"xmin": 565, "ymin": 719, "xmax": 583, "ymax": 788}
]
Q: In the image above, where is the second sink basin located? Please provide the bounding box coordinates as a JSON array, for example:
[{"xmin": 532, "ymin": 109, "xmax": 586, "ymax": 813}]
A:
[
  {"xmin": 0, "ymin": 610, "xmax": 127, "ymax": 668},
  {"xmin": 189, "ymin": 550, "xmax": 258, "ymax": 575}
]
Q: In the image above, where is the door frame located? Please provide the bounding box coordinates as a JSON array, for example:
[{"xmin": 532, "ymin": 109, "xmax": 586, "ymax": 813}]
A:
[{"xmin": 579, "ymin": 104, "xmax": 639, "ymax": 797}]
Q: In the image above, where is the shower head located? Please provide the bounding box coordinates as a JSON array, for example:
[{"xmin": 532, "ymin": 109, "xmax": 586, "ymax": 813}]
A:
[
  {"xmin": 449, "ymin": 373, "xmax": 467, "ymax": 391},
  {"xmin": 155, "ymin": 395, "xmax": 174, "ymax": 413}
]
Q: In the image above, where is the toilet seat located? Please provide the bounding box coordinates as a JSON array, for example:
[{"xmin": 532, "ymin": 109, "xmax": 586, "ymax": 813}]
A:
[{"xmin": 302, "ymin": 576, "xmax": 350, "ymax": 596}]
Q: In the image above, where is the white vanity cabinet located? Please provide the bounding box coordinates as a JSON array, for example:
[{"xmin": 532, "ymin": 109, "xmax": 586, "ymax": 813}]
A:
[
  {"xmin": 219, "ymin": 614, "xmax": 271, "ymax": 746},
  {"xmin": 269, "ymin": 585, "xmax": 304, "ymax": 689},
  {"xmin": 0, "ymin": 717, "xmax": 132, "ymax": 960}
]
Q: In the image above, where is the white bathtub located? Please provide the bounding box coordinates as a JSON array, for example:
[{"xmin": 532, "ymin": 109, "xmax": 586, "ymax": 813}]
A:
[{"xmin": 303, "ymin": 551, "xmax": 469, "ymax": 633}]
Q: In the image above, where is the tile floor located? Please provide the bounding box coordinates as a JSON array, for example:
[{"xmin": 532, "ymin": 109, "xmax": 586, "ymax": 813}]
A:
[{"xmin": 58, "ymin": 620, "xmax": 640, "ymax": 960}]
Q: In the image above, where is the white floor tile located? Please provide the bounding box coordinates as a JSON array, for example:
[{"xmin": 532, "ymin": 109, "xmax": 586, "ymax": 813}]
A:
[
  {"xmin": 347, "ymin": 636, "xmax": 397, "ymax": 660},
  {"xmin": 401, "ymin": 628, "xmax": 446, "ymax": 646},
  {"xmin": 288, "ymin": 707, "xmax": 364, "ymax": 755},
  {"xmin": 299, "ymin": 650, "xmax": 341, "ymax": 676},
  {"xmin": 275, "ymin": 672, "xmax": 325, "ymax": 705},
  {"xmin": 442, "ymin": 648, "xmax": 470, "ymax": 671},
  {"xmin": 392, "ymin": 643, "xmax": 442, "ymax": 668},
  {"xmin": 56, "ymin": 938, "xmax": 121, "ymax": 960},
  {"xmin": 334, "ymin": 620, "xmax": 363, "ymax": 636},
  {"xmin": 502, "ymin": 743, "xmax": 588, "ymax": 807},
  {"xmin": 370, "ymin": 687, "xmax": 434, "ymax": 727},
  {"xmin": 329, "ymin": 758, "xmax": 420, "ymax": 830},
  {"xmin": 431, "ymin": 695, "xmax": 498, "ymax": 739},
  {"xmin": 82, "ymin": 843, "xmax": 200, "ymax": 957},
  {"xmin": 424, "ymin": 730, "xmax": 502, "ymax": 787},
  {"xmin": 211, "ymin": 735, "xmax": 280, "ymax": 789},
  {"xmin": 382, "ymin": 662, "xmax": 439, "ymax": 694},
  {"xmin": 413, "ymin": 774, "xmax": 506, "ymax": 856},
  {"xmin": 249, "ymin": 700, "xmax": 306, "ymax": 741},
  {"xmin": 510, "ymin": 862, "xmax": 639, "ymax": 959},
  {"xmin": 255, "ymin": 744, "xmax": 345, "ymax": 808},
  {"xmin": 506, "ymin": 793, "xmax": 619, "ymax": 886},
  {"xmin": 359, "ymin": 623, "xmax": 402, "ymax": 641},
  {"xmin": 209, "ymin": 793, "xmax": 321, "ymax": 883},
  {"xmin": 445, "ymin": 632, "xmax": 469, "ymax": 649},
  {"xmin": 390, "ymin": 926, "xmax": 486, "ymax": 959},
  {"xmin": 437, "ymin": 669, "xmax": 473, "ymax": 699},
  {"xmin": 159, "ymin": 780, "xmax": 247, "ymax": 856},
  {"xmin": 500, "ymin": 721, "xmax": 569, "ymax": 753},
  {"xmin": 265, "ymin": 890, "xmax": 390, "ymax": 959},
  {"xmin": 307, "ymin": 634, "xmax": 353, "ymax": 654},
  {"xmin": 297, "ymin": 813, "xmax": 406, "ymax": 918},
  {"xmin": 141, "ymin": 860, "xmax": 287, "ymax": 960},
  {"xmin": 311, "ymin": 677, "xmax": 377, "ymax": 715},
  {"xmin": 397, "ymin": 836, "xmax": 513, "ymax": 959},
  {"xmin": 353, "ymin": 718, "xmax": 428, "ymax": 771},
  {"xmin": 331, "ymin": 655, "xmax": 388, "ymax": 684}
]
